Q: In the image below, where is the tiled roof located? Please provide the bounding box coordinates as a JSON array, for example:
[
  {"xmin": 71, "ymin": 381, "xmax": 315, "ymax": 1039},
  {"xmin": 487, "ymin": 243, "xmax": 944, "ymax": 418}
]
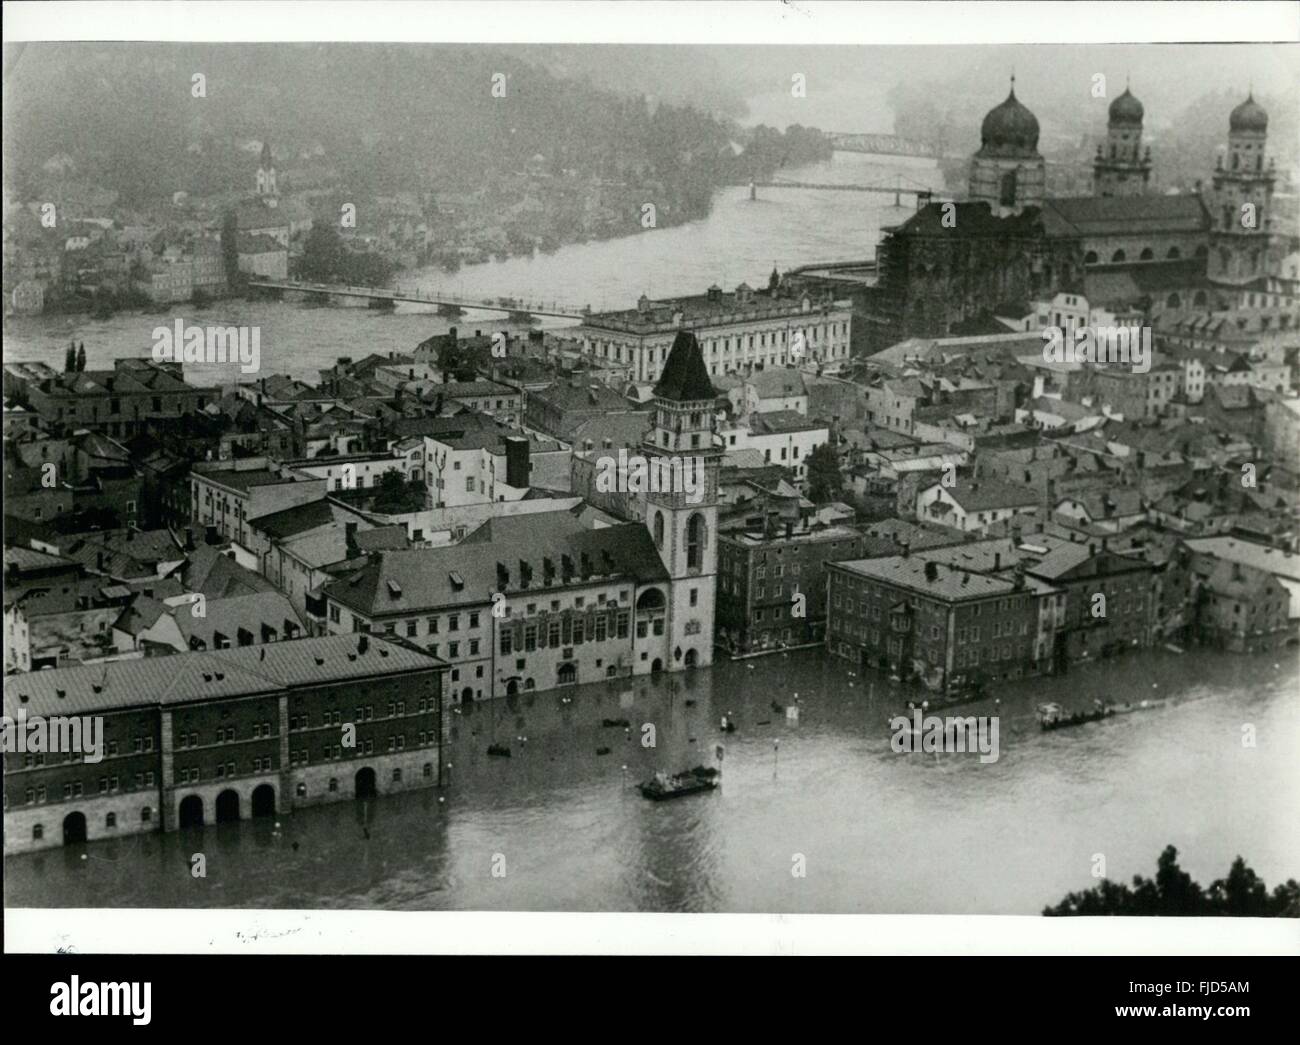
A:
[
  {"xmin": 943, "ymin": 478, "xmax": 1039, "ymax": 511},
  {"xmin": 1185, "ymin": 536, "xmax": 1300, "ymax": 582},
  {"xmin": 3, "ymin": 634, "xmax": 445, "ymax": 718},
  {"xmin": 325, "ymin": 515, "xmax": 668, "ymax": 617},
  {"xmin": 833, "ymin": 554, "xmax": 1017, "ymax": 601},
  {"xmin": 1042, "ymin": 195, "xmax": 1210, "ymax": 236},
  {"xmin": 247, "ymin": 498, "xmax": 340, "ymax": 537}
]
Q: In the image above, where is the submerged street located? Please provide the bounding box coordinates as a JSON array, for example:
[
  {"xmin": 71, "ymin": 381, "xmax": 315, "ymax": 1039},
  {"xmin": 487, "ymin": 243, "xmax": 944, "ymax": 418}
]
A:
[{"xmin": 7, "ymin": 647, "xmax": 1297, "ymax": 914}]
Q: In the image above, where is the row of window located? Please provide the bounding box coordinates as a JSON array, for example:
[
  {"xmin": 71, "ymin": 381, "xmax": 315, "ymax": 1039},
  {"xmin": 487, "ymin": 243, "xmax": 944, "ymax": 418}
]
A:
[
  {"xmin": 290, "ymin": 734, "xmax": 434, "ymax": 765},
  {"xmin": 177, "ymin": 722, "xmax": 273, "ymax": 748}
]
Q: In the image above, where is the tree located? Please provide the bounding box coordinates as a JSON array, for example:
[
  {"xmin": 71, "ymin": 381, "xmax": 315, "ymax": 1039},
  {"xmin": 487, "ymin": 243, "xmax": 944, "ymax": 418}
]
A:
[
  {"xmin": 1044, "ymin": 845, "xmax": 1300, "ymax": 917},
  {"xmin": 75, "ymin": 343, "xmax": 86, "ymax": 372},
  {"xmin": 372, "ymin": 471, "xmax": 425, "ymax": 514},
  {"xmin": 806, "ymin": 442, "xmax": 843, "ymax": 504},
  {"xmin": 64, "ymin": 342, "xmax": 76, "ymax": 372}
]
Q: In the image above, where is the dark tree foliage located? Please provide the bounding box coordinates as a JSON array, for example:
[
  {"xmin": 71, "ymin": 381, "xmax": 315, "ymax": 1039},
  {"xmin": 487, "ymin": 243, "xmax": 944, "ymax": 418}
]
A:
[
  {"xmin": 806, "ymin": 442, "xmax": 843, "ymax": 504},
  {"xmin": 372, "ymin": 472, "xmax": 425, "ymax": 515},
  {"xmin": 1044, "ymin": 846, "xmax": 1300, "ymax": 917},
  {"xmin": 296, "ymin": 225, "xmax": 394, "ymax": 287}
]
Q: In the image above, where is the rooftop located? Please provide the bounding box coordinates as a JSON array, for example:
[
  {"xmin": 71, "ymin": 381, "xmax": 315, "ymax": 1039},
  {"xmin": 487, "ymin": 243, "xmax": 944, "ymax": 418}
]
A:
[{"xmin": 3, "ymin": 634, "xmax": 445, "ymax": 719}]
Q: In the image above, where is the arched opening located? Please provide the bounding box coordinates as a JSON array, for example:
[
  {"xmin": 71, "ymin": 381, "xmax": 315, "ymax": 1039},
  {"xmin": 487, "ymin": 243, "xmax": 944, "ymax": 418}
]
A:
[
  {"xmin": 505, "ymin": 678, "xmax": 519, "ymax": 696},
  {"xmin": 1195, "ymin": 244, "xmax": 1208, "ymax": 259},
  {"xmin": 1166, "ymin": 246, "xmax": 1182, "ymax": 260},
  {"xmin": 1084, "ymin": 251, "xmax": 1099, "ymax": 264},
  {"xmin": 178, "ymin": 795, "xmax": 204, "ymax": 829},
  {"xmin": 354, "ymin": 767, "xmax": 378, "ymax": 799},
  {"xmin": 1111, "ymin": 249, "xmax": 1126, "ymax": 263},
  {"xmin": 651, "ymin": 658, "xmax": 664, "ymax": 674},
  {"xmin": 684, "ymin": 649, "xmax": 699, "ymax": 668},
  {"xmin": 251, "ymin": 784, "xmax": 276, "ymax": 818},
  {"xmin": 1166, "ymin": 293, "xmax": 1182, "ymax": 308},
  {"xmin": 461, "ymin": 686, "xmax": 474, "ymax": 703},
  {"xmin": 215, "ymin": 789, "xmax": 241, "ymax": 823},
  {"xmin": 62, "ymin": 811, "xmax": 87, "ymax": 845},
  {"xmin": 685, "ymin": 513, "xmax": 705, "ymax": 570},
  {"xmin": 523, "ymin": 677, "xmax": 535, "ymax": 691},
  {"xmin": 635, "ymin": 587, "xmax": 665, "ymax": 611},
  {"xmin": 1139, "ymin": 247, "xmax": 1154, "ymax": 261},
  {"xmin": 557, "ymin": 662, "xmax": 577, "ymax": 686},
  {"xmin": 1193, "ymin": 290, "xmax": 1208, "ymax": 306}
]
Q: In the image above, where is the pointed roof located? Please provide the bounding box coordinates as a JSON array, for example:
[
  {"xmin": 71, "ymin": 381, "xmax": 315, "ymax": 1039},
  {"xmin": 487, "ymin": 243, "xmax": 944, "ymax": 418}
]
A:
[{"xmin": 652, "ymin": 331, "xmax": 716, "ymax": 403}]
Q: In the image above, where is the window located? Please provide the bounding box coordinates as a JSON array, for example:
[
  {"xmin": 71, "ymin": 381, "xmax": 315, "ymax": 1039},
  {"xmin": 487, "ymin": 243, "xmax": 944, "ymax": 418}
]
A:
[{"xmin": 685, "ymin": 513, "xmax": 705, "ymax": 570}]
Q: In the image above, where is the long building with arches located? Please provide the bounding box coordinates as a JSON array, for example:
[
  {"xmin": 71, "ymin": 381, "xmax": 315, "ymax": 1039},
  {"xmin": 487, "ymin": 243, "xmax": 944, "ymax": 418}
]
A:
[{"xmin": 3, "ymin": 634, "xmax": 447, "ymax": 854}]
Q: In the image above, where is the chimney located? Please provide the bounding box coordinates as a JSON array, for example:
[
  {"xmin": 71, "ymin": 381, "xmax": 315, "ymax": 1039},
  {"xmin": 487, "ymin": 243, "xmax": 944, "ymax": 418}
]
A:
[
  {"xmin": 899, "ymin": 539, "xmax": 910, "ymax": 558},
  {"xmin": 504, "ymin": 436, "xmax": 530, "ymax": 488}
]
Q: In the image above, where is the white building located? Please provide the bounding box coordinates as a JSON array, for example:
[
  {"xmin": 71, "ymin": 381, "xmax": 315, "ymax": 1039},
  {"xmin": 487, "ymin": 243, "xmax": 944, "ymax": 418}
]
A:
[{"xmin": 579, "ymin": 283, "xmax": 852, "ymax": 385}]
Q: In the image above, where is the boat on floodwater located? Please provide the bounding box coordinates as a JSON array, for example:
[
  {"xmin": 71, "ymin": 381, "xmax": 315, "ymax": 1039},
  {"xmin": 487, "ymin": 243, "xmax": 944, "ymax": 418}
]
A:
[
  {"xmin": 1037, "ymin": 698, "xmax": 1166, "ymax": 731},
  {"xmin": 638, "ymin": 766, "xmax": 719, "ymax": 801}
]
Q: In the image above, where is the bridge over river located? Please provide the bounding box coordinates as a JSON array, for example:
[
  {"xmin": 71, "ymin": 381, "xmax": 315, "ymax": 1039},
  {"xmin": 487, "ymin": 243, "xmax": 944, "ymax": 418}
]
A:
[
  {"xmin": 826, "ymin": 131, "xmax": 944, "ymax": 159},
  {"xmin": 246, "ymin": 279, "xmax": 590, "ymax": 321}
]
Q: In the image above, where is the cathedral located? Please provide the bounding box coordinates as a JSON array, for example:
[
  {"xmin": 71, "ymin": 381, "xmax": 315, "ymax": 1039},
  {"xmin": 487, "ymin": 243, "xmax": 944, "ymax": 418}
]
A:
[{"xmin": 858, "ymin": 79, "xmax": 1296, "ymax": 347}]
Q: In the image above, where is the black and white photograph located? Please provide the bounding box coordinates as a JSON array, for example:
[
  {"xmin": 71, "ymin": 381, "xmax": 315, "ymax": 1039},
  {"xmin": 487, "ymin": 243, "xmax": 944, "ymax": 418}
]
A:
[{"xmin": 2, "ymin": 0, "xmax": 1298, "ymax": 985}]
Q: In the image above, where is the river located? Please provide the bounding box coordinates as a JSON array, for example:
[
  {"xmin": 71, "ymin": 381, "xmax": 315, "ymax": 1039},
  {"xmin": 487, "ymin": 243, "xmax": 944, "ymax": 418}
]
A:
[
  {"xmin": 5, "ymin": 152, "xmax": 1298, "ymax": 914},
  {"xmin": 2, "ymin": 151, "xmax": 942, "ymax": 389},
  {"xmin": 5, "ymin": 648, "xmax": 1297, "ymax": 913}
]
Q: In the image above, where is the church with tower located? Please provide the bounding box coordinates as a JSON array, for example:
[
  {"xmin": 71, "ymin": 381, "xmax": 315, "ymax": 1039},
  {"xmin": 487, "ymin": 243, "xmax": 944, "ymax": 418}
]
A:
[{"xmin": 853, "ymin": 78, "xmax": 1296, "ymax": 346}]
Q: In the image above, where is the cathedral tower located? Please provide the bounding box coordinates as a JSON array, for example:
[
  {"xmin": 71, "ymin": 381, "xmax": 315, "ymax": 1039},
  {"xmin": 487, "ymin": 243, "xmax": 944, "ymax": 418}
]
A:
[
  {"xmin": 968, "ymin": 77, "xmax": 1046, "ymax": 216},
  {"xmin": 1207, "ymin": 93, "xmax": 1275, "ymax": 286},
  {"xmin": 641, "ymin": 330, "xmax": 720, "ymax": 672},
  {"xmin": 1093, "ymin": 86, "xmax": 1152, "ymax": 197}
]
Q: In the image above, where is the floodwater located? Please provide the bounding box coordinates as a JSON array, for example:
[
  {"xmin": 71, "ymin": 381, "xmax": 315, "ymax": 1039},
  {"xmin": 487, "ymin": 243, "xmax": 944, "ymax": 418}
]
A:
[{"xmin": 7, "ymin": 647, "xmax": 1297, "ymax": 914}]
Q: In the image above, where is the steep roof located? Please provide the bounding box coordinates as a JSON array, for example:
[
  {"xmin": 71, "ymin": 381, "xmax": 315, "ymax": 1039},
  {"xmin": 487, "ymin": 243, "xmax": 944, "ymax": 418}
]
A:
[
  {"xmin": 325, "ymin": 516, "xmax": 668, "ymax": 617},
  {"xmin": 653, "ymin": 331, "xmax": 716, "ymax": 403}
]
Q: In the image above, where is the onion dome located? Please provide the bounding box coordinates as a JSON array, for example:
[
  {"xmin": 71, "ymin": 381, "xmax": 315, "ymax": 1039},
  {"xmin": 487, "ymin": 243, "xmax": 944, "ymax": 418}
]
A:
[
  {"xmin": 979, "ymin": 81, "xmax": 1040, "ymax": 154},
  {"xmin": 1108, "ymin": 87, "xmax": 1144, "ymax": 126},
  {"xmin": 1229, "ymin": 92, "xmax": 1268, "ymax": 133}
]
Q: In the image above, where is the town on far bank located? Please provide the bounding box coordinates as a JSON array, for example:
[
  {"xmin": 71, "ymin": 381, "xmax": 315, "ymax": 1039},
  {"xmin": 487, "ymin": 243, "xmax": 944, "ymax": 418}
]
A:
[{"xmin": 3, "ymin": 83, "xmax": 1298, "ymax": 856}]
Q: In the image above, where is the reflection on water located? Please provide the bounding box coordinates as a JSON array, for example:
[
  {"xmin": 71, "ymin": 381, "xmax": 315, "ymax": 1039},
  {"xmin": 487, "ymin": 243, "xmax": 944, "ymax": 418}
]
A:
[{"xmin": 8, "ymin": 647, "xmax": 1298, "ymax": 914}]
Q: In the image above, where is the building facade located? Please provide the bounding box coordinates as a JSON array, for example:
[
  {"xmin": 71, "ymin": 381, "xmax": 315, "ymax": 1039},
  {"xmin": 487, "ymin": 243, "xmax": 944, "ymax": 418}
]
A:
[{"xmin": 3, "ymin": 635, "xmax": 447, "ymax": 854}]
